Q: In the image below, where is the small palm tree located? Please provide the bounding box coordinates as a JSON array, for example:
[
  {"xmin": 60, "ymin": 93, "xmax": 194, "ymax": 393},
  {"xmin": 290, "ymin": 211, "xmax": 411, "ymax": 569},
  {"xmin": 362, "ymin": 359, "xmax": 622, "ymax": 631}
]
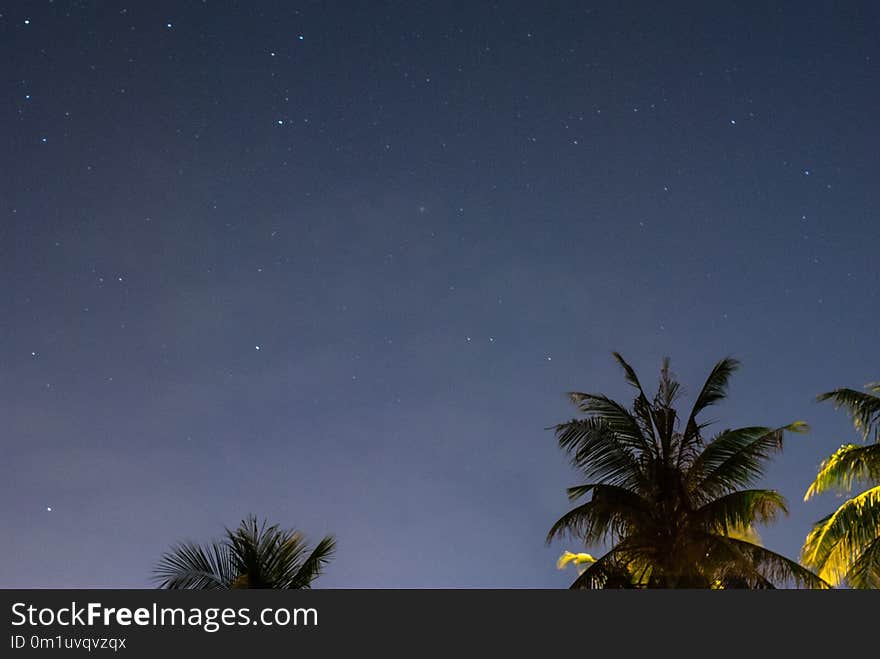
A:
[
  {"xmin": 154, "ymin": 515, "xmax": 336, "ymax": 589},
  {"xmin": 548, "ymin": 353, "xmax": 828, "ymax": 589},
  {"xmin": 802, "ymin": 383, "xmax": 880, "ymax": 588}
]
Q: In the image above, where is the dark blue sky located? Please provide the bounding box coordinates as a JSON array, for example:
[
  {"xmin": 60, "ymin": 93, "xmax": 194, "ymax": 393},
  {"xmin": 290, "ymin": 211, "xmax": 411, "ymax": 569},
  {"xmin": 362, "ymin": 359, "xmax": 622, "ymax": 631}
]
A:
[{"xmin": 2, "ymin": 1, "xmax": 878, "ymax": 587}]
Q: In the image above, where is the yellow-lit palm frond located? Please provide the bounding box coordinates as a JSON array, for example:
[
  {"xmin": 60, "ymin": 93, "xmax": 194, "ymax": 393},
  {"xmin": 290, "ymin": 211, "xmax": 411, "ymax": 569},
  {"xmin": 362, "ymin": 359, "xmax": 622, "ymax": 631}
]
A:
[
  {"xmin": 804, "ymin": 443, "xmax": 880, "ymax": 500},
  {"xmin": 557, "ymin": 550, "xmax": 596, "ymax": 572},
  {"xmin": 802, "ymin": 484, "xmax": 880, "ymax": 587},
  {"xmin": 724, "ymin": 524, "xmax": 762, "ymax": 545}
]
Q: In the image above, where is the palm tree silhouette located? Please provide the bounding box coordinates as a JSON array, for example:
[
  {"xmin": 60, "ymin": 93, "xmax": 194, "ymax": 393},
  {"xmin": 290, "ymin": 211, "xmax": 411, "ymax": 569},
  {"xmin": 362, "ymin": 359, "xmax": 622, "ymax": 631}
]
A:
[
  {"xmin": 154, "ymin": 514, "xmax": 335, "ymax": 589},
  {"xmin": 548, "ymin": 353, "xmax": 828, "ymax": 588}
]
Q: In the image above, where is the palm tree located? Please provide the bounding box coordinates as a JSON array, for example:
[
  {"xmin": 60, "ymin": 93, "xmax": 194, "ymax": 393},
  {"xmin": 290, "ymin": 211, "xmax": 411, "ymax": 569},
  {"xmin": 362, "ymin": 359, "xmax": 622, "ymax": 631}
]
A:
[
  {"xmin": 154, "ymin": 515, "xmax": 335, "ymax": 589},
  {"xmin": 547, "ymin": 353, "xmax": 828, "ymax": 589},
  {"xmin": 802, "ymin": 383, "xmax": 880, "ymax": 588}
]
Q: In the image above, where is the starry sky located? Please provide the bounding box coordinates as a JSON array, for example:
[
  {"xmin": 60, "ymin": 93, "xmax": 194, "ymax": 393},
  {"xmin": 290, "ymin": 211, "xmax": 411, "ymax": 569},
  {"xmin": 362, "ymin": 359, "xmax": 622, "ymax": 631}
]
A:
[{"xmin": 2, "ymin": 1, "xmax": 879, "ymax": 588}]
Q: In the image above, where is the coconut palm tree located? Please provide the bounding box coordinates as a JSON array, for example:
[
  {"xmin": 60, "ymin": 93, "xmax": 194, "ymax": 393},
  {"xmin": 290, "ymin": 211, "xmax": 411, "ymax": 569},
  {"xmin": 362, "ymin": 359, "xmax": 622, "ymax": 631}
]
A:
[
  {"xmin": 547, "ymin": 353, "xmax": 828, "ymax": 589},
  {"xmin": 802, "ymin": 383, "xmax": 880, "ymax": 588},
  {"xmin": 154, "ymin": 515, "xmax": 335, "ymax": 589}
]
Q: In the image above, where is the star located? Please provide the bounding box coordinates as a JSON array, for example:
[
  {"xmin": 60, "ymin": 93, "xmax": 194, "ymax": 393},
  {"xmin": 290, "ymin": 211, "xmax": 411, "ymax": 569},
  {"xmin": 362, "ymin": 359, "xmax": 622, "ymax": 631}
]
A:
[
  {"xmin": 46, "ymin": 507, "xmax": 52, "ymax": 512},
  {"xmin": 255, "ymin": 345, "xmax": 261, "ymax": 350}
]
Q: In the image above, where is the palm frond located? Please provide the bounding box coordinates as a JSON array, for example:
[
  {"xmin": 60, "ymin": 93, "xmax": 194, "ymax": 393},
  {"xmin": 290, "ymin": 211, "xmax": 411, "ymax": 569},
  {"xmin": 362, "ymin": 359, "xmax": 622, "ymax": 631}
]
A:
[
  {"xmin": 817, "ymin": 386, "xmax": 880, "ymax": 442},
  {"xmin": 654, "ymin": 357, "xmax": 681, "ymax": 408},
  {"xmin": 706, "ymin": 534, "xmax": 830, "ymax": 589},
  {"xmin": 546, "ymin": 485, "xmax": 649, "ymax": 545},
  {"xmin": 565, "ymin": 483, "xmax": 598, "ymax": 501},
  {"xmin": 227, "ymin": 516, "xmax": 276, "ymax": 588},
  {"xmin": 804, "ymin": 443, "xmax": 880, "ymax": 500},
  {"xmin": 690, "ymin": 422, "xmax": 809, "ymax": 500},
  {"xmin": 155, "ymin": 515, "xmax": 333, "ymax": 589},
  {"xmin": 566, "ymin": 392, "xmax": 657, "ymax": 460},
  {"xmin": 153, "ymin": 540, "xmax": 232, "ymax": 589},
  {"xmin": 556, "ymin": 550, "xmax": 596, "ymax": 570},
  {"xmin": 553, "ymin": 417, "xmax": 646, "ymax": 489},
  {"xmin": 722, "ymin": 524, "xmax": 763, "ymax": 545},
  {"xmin": 679, "ymin": 357, "xmax": 740, "ymax": 463},
  {"xmin": 845, "ymin": 535, "xmax": 880, "ymax": 589},
  {"xmin": 568, "ymin": 547, "xmax": 641, "ymax": 589},
  {"xmin": 801, "ymin": 485, "xmax": 880, "ymax": 585},
  {"xmin": 264, "ymin": 530, "xmax": 310, "ymax": 589},
  {"xmin": 289, "ymin": 535, "xmax": 336, "ymax": 589},
  {"xmin": 696, "ymin": 489, "xmax": 788, "ymax": 535},
  {"xmin": 612, "ymin": 352, "xmax": 659, "ymax": 448}
]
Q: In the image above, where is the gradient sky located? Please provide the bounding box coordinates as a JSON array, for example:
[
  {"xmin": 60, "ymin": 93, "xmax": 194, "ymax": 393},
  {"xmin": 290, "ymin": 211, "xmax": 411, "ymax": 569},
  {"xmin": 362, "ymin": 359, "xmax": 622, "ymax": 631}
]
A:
[{"xmin": 2, "ymin": 1, "xmax": 878, "ymax": 588}]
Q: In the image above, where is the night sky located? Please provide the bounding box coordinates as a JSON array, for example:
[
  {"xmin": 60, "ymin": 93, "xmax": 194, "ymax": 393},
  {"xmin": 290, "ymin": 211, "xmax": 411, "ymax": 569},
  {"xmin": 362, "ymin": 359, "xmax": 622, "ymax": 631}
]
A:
[{"xmin": 2, "ymin": 1, "xmax": 878, "ymax": 588}]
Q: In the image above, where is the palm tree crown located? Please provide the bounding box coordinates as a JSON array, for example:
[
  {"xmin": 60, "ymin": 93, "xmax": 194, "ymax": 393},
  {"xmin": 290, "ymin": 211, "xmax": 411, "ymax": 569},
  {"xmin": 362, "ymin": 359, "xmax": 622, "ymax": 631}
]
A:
[
  {"xmin": 154, "ymin": 515, "xmax": 336, "ymax": 589},
  {"xmin": 802, "ymin": 383, "xmax": 880, "ymax": 588},
  {"xmin": 548, "ymin": 353, "xmax": 828, "ymax": 589}
]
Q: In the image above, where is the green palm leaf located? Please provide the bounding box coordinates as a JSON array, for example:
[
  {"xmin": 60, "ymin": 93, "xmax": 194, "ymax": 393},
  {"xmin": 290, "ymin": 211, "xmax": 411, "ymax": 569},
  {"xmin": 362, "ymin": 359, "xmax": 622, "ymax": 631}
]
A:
[
  {"xmin": 696, "ymin": 489, "xmax": 788, "ymax": 535},
  {"xmin": 802, "ymin": 380, "xmax": 880, "ymax": 588},
  {"xmin": 804, "ymin": 443, "xmax": 880, "ymax": 499},
  {"xmin": 802, "ymin": 485, "xmax": 880, "ymax": 585},
  {"xmin": 845, "ymin": 536, "xmax": 880, "ymax": 589}
]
